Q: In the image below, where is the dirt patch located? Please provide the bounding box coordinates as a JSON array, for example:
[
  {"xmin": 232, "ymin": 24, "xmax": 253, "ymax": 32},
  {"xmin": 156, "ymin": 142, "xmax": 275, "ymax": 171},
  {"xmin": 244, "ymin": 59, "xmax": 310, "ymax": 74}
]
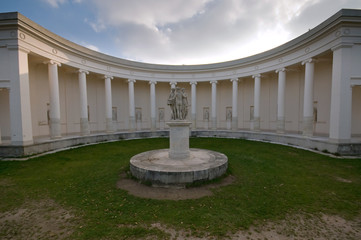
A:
[
  {"xmin": 231, "ymin": 213, "xmax": 361, "ymax": 240},
  {"xmin": 0, "ymin": 179, "xmax": 15, "ymax": 187},
  {"xmin": 131, "ymin": 213, "xmax": 361, "ymax": 240},
  {"xmin": 117, "ymin": 174, "xmax": 236, "ymax": 200},
  {"xmin": 0, "ymin": 199, "xmax": 76, "ymax": 240}
]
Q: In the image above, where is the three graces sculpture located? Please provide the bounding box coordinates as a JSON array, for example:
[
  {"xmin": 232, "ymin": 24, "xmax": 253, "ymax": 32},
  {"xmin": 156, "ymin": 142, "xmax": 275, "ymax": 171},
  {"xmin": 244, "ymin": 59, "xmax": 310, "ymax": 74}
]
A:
[{"xmin": 167, "ymin": 87, "xmax": 188, "ymax": 120}]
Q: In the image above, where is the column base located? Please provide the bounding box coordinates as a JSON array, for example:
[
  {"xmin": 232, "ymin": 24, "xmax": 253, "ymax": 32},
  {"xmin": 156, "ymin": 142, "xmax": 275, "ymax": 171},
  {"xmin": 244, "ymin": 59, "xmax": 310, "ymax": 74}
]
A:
[
  {"xmin": 231, "ymin": 117, "xmax": 238, "ymax": 130},
  {"xmin": 50, "ymin": 118, "xmax": 62, "ymax": 139},
  {"xmin": 129, "ymin": 116, "xmax": 136, "ymax": 132},
  {"xmin": 191, "ymin": 113, "xmax": 196, "ymax": 130},
  {"xmin": 106, "ymin": 118, "xmax": 114, "ymax": 133},
  {"xmin": 167, "ymin": 120, "xmax": 191, "ymax": 159},
  {"xmin": 251, "ymin": 117, "xmax": 260, "ymax": 131},
  {"xmin": 277, "ymin": 117, "xmax": 285, "ymax": 134},
  {"xmin": 151, "ymin": 117, "xmax": 156, "ymax": 131},
  {"xmin": 80, "ymin": 118, "xmax": 90, "ymax": 136},
  {"xmin": 302, "ymin": 116, "xmax": 313, "ymax": 137},
  {"xmin": 11, "ymin": 139, "xmax": 34, "ymax": 146},
  {"xmin": 211, "ymin": 117, "xmax": 217, "ymax": 130}
]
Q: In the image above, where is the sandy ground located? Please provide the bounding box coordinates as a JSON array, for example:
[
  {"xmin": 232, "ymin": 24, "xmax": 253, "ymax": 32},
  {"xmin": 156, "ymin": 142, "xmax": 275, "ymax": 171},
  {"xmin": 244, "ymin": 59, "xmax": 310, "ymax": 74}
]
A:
[{"xmin": 0, "ymin": 199, "xmax": 75, "ymax": 240}]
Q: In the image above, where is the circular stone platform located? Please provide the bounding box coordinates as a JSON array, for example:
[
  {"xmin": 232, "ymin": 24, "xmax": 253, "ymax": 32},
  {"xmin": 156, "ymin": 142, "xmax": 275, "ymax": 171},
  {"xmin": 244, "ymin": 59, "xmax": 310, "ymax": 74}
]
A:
[{"xmin": 130, "ymin": 148, "xmax": 228, "ymax": 187}]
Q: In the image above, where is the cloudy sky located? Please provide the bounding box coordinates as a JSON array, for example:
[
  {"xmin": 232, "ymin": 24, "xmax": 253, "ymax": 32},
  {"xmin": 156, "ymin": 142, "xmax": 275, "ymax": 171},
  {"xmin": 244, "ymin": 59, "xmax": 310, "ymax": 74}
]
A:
[{"xmin": 1, "ymin": 0, "xmax": 361, "ymax": 65}]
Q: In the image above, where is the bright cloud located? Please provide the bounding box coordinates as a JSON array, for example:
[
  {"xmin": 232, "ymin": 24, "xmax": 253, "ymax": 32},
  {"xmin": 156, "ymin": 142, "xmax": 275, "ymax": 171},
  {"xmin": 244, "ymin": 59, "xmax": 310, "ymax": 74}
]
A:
[
  {"xmin": 42, "ymin": 0, "xmax": 361, "ymax": 64},
  {"xmin": 42, "ymin": 0, "xmax": 66, "ymax": 8},
  {"xmin": 84, "ymin": 0, "xmax": 329, "ymax": 64},
  {"xmin": 42, "ymin": 0, "xmax": 83, "ymax": 8},
  {"xmin": 90, "ymin": 0, "xmax": 211, "ymax": 29},
  {"xmin": 83, "ymin": 43, "xmax": 100, "ymax": 52}
]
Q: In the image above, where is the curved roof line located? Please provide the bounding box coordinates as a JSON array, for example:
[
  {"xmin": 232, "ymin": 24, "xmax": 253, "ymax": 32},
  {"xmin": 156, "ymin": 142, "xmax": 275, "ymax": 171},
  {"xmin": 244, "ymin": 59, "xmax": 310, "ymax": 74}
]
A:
[{"xmin": 2, "ymin": 9, "xmax": 361, "ymax": 72}]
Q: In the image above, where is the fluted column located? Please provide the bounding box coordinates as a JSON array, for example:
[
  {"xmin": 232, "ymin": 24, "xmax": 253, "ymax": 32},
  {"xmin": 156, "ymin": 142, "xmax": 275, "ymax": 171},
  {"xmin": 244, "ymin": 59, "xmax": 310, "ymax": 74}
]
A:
[
  {"xmin": 302, "ymin": 59, "xmax": 315, "ymax": 136},
  {"xmin": 210, "ymin": 80, "xmax": 218, "ymax": 129},
  {"xmin": 170, "ymin": 81, "xmax": 177, "ymax": 89},
  {"xmin": 149, "ymin": 81, "xmax": 157, "ymax": 131},
  {"xmin": 252, "ymin": 74, "xmax": 261, "ymax": 131},
  {"xmin": 104, "ymin": 75, "xmax": 114, "ymax": 133},
  {"xmin": 128, "ymin": 79, "xmax": 136, "ymax": 131},
  {"xmin": 8, "ymin": 46, "xmax": 33, "ymax": 145},
  {"xmin": 47, "ymin": 60, "xmax": 62, "ymax": 139},
  {"xmin": 78, "ymin": 69, "xmax": 90, "ymax": 135},
  {"xmin": 329, "ymin": 44, "xmax": 353, "ymax": 141},
  {"xmin": 276, "ymin": 68, "xmax": 286, "ymax": 133},
  {"xmin": 190, "ymin": 81, "xmax": 197, "ymax": 129},
  {"xmin": 231, "ymin": 78, "xmax": 239, "ymax": 130}
]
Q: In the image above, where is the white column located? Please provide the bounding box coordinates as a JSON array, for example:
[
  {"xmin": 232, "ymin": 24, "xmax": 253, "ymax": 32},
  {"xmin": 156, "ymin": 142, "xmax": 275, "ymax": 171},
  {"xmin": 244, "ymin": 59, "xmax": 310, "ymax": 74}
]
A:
[
  {"xmin": 128, "ymin": 79, "xmax": 136, "ymax": 131},
  {"xmin": 252, "ymin": 74, "xmax": 261, "ymax": 131},
  {"xmin": 78, "ymin": 69, "xmax": 90, "ymax": 135},
  {"xmin": 104, "ymin": 75, "xmax": 114, "ymax": 133},
  {"xmin": 190, "ymin": 81, "xmax": 197, "ymax": 129},
  {"xmin": 276, "ymin": 68, "xmax": 286, "ymax": 133},
  {"xmin": 149, "ymin": 81, "xmax": 157, "ymax": 131},
  {"xmin": 170, "ymin": 81, "xmax": 177, "ymax": 89},
  {"xmin": 46, "ymin": 60, "xmax": 62, "ymax": 139},
  {"xmin": 8, "ymin": 46, "xmax": 34, "ymax": 145},
  {"xmin": 329, "ymin": 44, "xmax": 353, "ymax": 141},
  {"xmin": 210, "ymin": 80, "xmax": 218, "ymax": 129},
  {"xmin": 302, "ymin": 59, "xmax": 315, "ymax": 136},
  {"xmin": 231, "ymin": 78, "xmax": 239, "ymax": 130}
]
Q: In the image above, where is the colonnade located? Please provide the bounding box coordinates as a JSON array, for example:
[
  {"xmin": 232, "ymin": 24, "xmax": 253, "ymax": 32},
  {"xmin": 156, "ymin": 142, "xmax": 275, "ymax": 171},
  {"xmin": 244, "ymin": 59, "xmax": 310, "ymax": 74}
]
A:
[{"xmin": 2, "ymin": 45, "xmax": 357, "ymax": 146}]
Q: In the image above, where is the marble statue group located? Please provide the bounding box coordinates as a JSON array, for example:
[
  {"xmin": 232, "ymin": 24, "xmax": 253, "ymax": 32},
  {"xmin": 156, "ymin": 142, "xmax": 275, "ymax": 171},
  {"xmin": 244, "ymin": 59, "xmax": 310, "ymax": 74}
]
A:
[{"xmin": 167, "ymin": 87, "xmax": 188, "ymax": 120}]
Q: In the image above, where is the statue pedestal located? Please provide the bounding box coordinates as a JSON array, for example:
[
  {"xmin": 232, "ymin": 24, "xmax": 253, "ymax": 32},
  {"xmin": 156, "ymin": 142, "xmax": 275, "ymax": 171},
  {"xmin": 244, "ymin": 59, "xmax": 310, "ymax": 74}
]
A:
[
  {"xmin": 167, "ymin": 120, "xmax": 191, "ymax": 159},
  {"xmin": 129, "ymin": 87, "xmax": 228, "ymax": 188}
]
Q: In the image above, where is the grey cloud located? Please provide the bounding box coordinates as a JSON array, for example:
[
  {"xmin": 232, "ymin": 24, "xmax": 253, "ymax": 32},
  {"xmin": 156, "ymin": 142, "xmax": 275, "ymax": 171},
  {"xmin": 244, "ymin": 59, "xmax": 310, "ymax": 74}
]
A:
[
  {"xmin": 86, "ymin": 0, "xmax": 361, "ymax": 64},
  {"xmin": 286, "ymin": 0, "xmax": 361, "ymax": 40}
]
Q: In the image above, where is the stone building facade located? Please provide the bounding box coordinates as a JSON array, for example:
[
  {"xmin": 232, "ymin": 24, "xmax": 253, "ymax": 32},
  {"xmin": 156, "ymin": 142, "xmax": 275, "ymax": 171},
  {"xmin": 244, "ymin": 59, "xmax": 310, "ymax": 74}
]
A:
[{"xmin": 0, "ymin": 9, "xmax": 361, "ymax": 156}]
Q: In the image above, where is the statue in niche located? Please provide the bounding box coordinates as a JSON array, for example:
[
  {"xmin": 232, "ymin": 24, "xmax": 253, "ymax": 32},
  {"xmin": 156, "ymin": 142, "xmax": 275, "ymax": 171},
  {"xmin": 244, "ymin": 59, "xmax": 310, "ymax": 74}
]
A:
[
  {"xmin": 226, "ymin": 108, "xmax": 232, "ymax": 120},
  {"xmin": 203, "ymin": 108, "xmax": 209, "ymax": 121},
  {"xmin": 158, "ymin": 108, "xmax": 164, "ymax": 121},
  {"xmin": 167, "ymin": 87, "xmax": 188, "ymax": 120},
  {"xmin": 136, "ymin": 108, "xmax": 142, "ymax": 121}
]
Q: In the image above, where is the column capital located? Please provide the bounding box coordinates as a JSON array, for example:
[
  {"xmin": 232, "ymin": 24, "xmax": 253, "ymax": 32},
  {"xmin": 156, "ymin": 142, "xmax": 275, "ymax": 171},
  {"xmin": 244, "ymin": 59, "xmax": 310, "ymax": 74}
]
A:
[
  {"xmin": 331, "ymin": 43, "xmax": 354, "ymax": 52},
  {"xmin": 104, "ymin": 75, "xmax": 113, "ymax": 80},
  {"xmin": 301, "ymin": 58, "xmax": 317, "ymax": 65},
  {"xmin": 210, "ymin": 80, "xmax": 218, "ymax": 85},
  {"xmin": 7, "ymin": 44, "xmax": 31, "ymax": 53},
  {"xmin": 190, "ymin": 81, "xmax": 197, "ymax": 85},
  {"xmin": 128, "ymin": 78, "xmax": 136, "ymax": 83},
  {"xmin": 78, "ymin": 69, "xmax": 89, "ymax": 75},
  {"xmin": 275, "ymin": 68, "xmax": 286, "ymax": 73},
  {"xmin": 252, "ymin": 74, "xmax": 261, "ymax": 79},
  {"xmin": 44, "ymin": 60, "xmax": 61, "ymax": 67},
  {"xmin": 149, "ymin": 80, "xmax": 157, "ymax": 85},
  {"xmin": 230, "ymin": 78, "xmax": 239, "ymax": 82}
]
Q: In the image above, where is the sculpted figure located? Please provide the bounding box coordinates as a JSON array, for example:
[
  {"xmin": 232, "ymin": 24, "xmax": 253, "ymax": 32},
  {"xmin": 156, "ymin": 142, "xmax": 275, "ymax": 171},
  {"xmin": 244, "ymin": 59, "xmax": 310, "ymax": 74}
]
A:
[
  {"xmin": 204, "ymin": 109, "xmax": 209, "ymax": 121},
  {"xmin": 181, "ymin": 88, "xmax": 188, "ymax": 119},
  {"xmin": 167, "ymin": 88, "xmax": 177, "ymax": 120},
  {"xmin": 167, "ymin": 87, "xmax": 188, "ymax": 120},
  {"xmin": 175, "ymin": 87, "xmax": 183, "ymax": 119},
  {"xmin": 226, "ymin": 109, "xmax": 232, "ymax": 120}
]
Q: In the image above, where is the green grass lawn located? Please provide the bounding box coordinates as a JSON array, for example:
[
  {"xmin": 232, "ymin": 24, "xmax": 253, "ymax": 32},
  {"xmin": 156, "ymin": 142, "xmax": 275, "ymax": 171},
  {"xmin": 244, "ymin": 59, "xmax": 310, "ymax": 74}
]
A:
[{"xmin": 1, "ymin": 137, "xmax": 361, "ymax": 239}]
